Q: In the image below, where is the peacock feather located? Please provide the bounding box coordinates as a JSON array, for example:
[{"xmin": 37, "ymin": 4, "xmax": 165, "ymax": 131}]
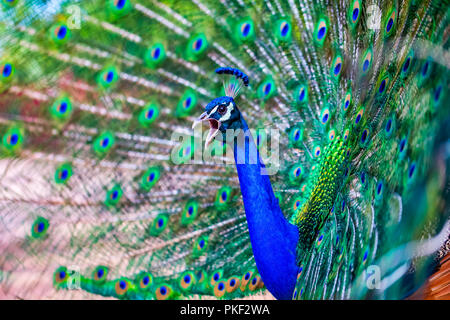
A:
[{"xmin": 0, "ymin": 0, "xmax": 449, "ymax": 300}]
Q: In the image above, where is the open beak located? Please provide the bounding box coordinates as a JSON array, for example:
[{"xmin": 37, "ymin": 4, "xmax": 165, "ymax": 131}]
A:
[{"xmin": 192, "ymin": 112, "xmax": 221, "ymax": 148}]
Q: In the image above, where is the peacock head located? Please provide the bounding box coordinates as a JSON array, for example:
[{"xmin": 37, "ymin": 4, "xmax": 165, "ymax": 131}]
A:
[
  {"xmin": 192, "ymin": 95, "xmax": 243, "ymax": 147},
  {"xmin": 192, "ymin": 67, "xmax": 249, "ymax": 147}
]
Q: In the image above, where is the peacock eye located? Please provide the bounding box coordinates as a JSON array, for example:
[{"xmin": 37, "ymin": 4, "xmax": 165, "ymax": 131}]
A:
[{"xmin": 218, "ymin": 104, "xmax": 227, "ymax": 115}]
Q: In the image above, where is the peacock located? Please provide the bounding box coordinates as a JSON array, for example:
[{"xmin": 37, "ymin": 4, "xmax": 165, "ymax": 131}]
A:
[{"xmin": 0, "ymin": 0, "xmax": 449, "ymax": 300}]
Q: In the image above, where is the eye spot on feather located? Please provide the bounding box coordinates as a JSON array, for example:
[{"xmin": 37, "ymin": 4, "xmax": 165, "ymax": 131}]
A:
[
  {"xmin": 101, "ymin": 137, "xmax": 111, "ymax": 148},
  {"xmin": 408, "ymin": 162, "xmax": 417, "ymax": 180},
  {"xmin": 221, "ymin": 191, "xmax": 227, "ymax": 201},
  {"xmin": 193, "ymin": 38, "xmax": 203, "ymax": 51},
  {"xmin": 179, "ymin": 272, "xmax": 194, "ymax": 290},
  {"xmin": 183, "ymin": 97, "xmax": 192, "ymax": 109},
  {"xmin": 316, "ymin": 20, "xmax": 327, "ymax": 41},
  {"xmin": 114, "ymin": 0, "xmax": 126, "ymax": 9},
  {"xmin": 386, "ymin": 18, "xmax": 393, "ymax": 33},
  {"xmin": 378, "ymin": 78, "xmax": 388, "ymax": 94},
  {"xmin": 151, "ymin": 47, "xmax": 161, "ymax": 60},
  {"xmin": 57, "ymin": 101, "xmax": 68, "ymax": 114},
  {"xmin": 360, "ymin": 48, "xmax": 373, "ymax": 74},
  {"xmin": 360, "ymin": 128, "xmax": 369, "ymax": 145},
  {"xmin": 263, "ymin": 83, "xmax": 271, "ymax": 95},
  {"xmin": 360, "ymin": 171, "xmax": 366, "ymax": 185},
  {"xmin": 385, "ymin": 119, "xmax": 392, "ymax": 133},
  {"xmin": 146, "ymin": 172, "xmax": 154, "ymax": 183},
  {"xmin": 280, "ymin": 21, "xmax": 290, "ymax": 37},
  {"xmin": 320, "ymin": 108, "xmax": 330, "ymax": 125},
  {"xmin": 400, "ymin": 140, "xmax": 406, "ymax": 152},
  {"xmin": 150, "ymin": 214, "xmax": 168, "ymax": 236},
  {"xmin": 350, "ymin": 0, "xmax": 361, "ymax": 25},
  {"xmin": 241, "ymin": 23, "xmax": 251, "ymax": 37},
  {"xmin": 214, "ymin": 281, "xmax": 226, "ymax": 298},
  {"xmin": 293, "ymin": 289, "xmax": 298, "ymax": 299},
  {"xmin": 355, "ymin": 108, "xmax": 364, "ymax": 125},
  {"xmin": 318, "ymin": 27, "xmax": 326, "ymax": 39},
  {"xmin": 37, "ymin": 222, "xmax": 45, "ymax": 232},
  {"xmin": 421, "ymin": 61, "xmax": 430, "ymax": 77},
  {"xmin": 328, "ymin": 129, "xmax": 336, "ymax": 141},
  {"xmin": 398, "ymin": 137, "xmax": 407, "ymax": 159},
  {"xmin": 343, "ymin": 129, "xmax": 350, "ymax": 141},
  {"xmin": 343, "ymin": 93, "xmax": 351, "ymax": 111},
  {"xmin": 59, "ymin": 169, "xmax": 68, "ymax": 180},
  {"xmin": 93, "ymin": 269, "xmax": 103, "ymax": 280},
  {"xmin": 291, "ymin": 195, "xmax": 302, "ymax": 211},
  {"xmin": 8, "ymin": 133, "xmax": 18, "ymax": 145},
  {"xmin": 385, "ymin": 10, "xmax": 396, "ymax": 36},
  {"xmin": 1, "ymin": 62, "xmax": 13, "ymax": 78},
  {"xmin": 334, "ymin": 64, "xmax": 341, "ymax": 75},
  {"xmin": 352, "ymin": 8, "xmax": 359, "ymax": 23},
  {"xmin": 332, "ymin": 56, "xmax": 343, "ymax": 77},
  {"xmin": 363, "ymin": 59, "xmax": 369, "ymax": 73},
  {"xmin": 313, "ymin": 18, "xmax": 328, "ymax": 45},
  {"xmin": 297, "ymin": 85, "xmax": 307, "ymax": 102},
  {"xmin": 313, "ymin": 146, "xmax": 321, "ymax": 158},
  {"xmin": 294, "ymin": 129, "xmax": 301, "ymax": 141},
  {"xmin": 105, "ymin": 71, "xmax": 114, "ymax": 83},
  {"xmin": 32, "ymin": 217, "xmax": 49, "ymax": 238},
  {"xmin": 55, "ymin": 25, "xmax": 68, "ymax": 40},
  {"xmin": 54, "ymin": 267, "xmax": 68, "ymax": 284},
  {"xmin": 434, "ymin": 85, "xmax": 442, "ymax": 102},
  {"xmin": 315, "ymin": 234, "xmax": 324, "ymax": 248},
  {"xmin": 403, "ymin": 57, "xmax": 411, "ymax": 73},
  {"xmin": 375, "ymin": 181, "xmax": 384, "ymax": 200},
  {"xmin": 155, "ymin": 284, "xmax": 173, "ymax": 300},
  {"xmin": 115, "ymin": 279, "xmax": 129, "ymax": 296}
]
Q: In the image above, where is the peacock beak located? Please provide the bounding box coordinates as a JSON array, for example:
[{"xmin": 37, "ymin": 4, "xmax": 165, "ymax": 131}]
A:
[{"xmin": 192, "ymin": 112, "xmax": 221, "ymax": 148}]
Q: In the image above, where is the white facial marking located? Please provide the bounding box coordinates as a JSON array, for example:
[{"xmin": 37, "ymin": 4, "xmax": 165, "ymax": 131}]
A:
[
  {"xmin": 209, "ymin": 105, "xmax": 219, "ymax": 116},
  {"xmin": 219, "ymin": 102, "xmax": 233, "ymax": 122}
]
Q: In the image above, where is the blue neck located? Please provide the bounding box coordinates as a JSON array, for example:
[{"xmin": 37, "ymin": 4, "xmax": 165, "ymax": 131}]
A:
[{"xmin": 232, "ymin": 119, "xmax": 299, "ymax": 300}]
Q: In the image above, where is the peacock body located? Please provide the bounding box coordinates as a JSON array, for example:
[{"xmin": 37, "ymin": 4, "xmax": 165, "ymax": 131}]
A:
[{"xmin": 0, "ymin": 0, "xmax": 449, "ymax": 300}]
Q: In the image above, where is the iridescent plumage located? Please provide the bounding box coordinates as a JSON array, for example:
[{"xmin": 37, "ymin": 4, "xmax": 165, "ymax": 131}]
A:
[{"xmin": 0, "ymin": 0, "xmax": 449, "ymax": 300}]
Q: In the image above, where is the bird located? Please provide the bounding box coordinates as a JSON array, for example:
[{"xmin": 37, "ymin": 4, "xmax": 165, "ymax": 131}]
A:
[{"xmin": 0, "ymin": 0, "xmax": 449, "ymax": 300}]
